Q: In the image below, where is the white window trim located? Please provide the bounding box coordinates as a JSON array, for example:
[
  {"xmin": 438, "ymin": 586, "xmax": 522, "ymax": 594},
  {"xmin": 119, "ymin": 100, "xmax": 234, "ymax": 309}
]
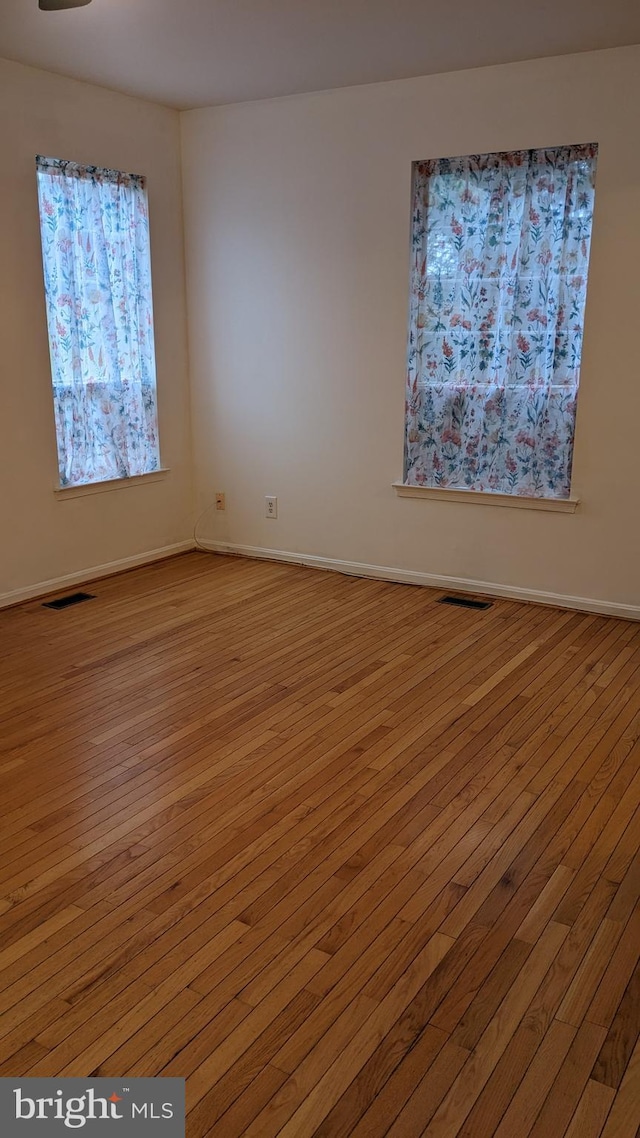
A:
[
  {"xmin": 54, "ymin": 468, "xmax": 170, "ymax": 500},
  {"xmin": 392, "ymin": 482, "xmax": 579, "ymax": 513}
]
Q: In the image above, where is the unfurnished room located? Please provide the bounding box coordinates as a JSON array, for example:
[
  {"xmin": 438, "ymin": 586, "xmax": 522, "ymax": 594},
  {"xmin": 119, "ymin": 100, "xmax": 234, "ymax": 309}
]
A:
[{"xmin": 0, "ymin": 1, "xmax": 639, "ymax": 1135}]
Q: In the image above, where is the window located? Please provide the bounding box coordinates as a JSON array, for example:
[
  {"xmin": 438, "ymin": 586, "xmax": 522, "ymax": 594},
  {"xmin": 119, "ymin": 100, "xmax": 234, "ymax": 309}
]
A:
[
  {"xmin": 36, "ymin": 156, "xmax": 160, "ymax": 488},
  {"xmin": 404, "ymin": 144, "xmax": 597, "ymax": 500}
]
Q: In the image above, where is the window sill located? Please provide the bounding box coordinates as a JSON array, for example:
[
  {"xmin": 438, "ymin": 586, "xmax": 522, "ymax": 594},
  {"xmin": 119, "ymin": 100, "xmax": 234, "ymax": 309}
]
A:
[
  {"xmin": 54, "ymin": 469, "xmax": 170, "ymax": 500},
  {"xmin": 392, "ymin": 482, "xmax": 579, "ymax": 513}
]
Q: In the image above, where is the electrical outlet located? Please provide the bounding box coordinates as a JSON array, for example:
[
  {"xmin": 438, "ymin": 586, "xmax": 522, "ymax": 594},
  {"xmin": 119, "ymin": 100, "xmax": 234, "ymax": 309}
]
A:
[
  {"xmin": 215, "ymin": 492, "xmax": 226, "ymax": 511},
  {"xmin": 265, "ymin": 495, "xmax": 277, "ymax": 519}
]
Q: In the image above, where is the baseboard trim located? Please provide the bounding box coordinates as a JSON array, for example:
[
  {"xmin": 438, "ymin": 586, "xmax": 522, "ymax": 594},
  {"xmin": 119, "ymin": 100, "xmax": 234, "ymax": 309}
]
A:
[
  {"xmin": 0, "ymin": 541, "xmax": 196, "ymax": 610},
  {"xmin": 7, "ymin": 537, "xmax": 637, "ymax": 621},
  {"xmin": 199, "ymin": 539, "xmax": 640, "ymax": 622}
]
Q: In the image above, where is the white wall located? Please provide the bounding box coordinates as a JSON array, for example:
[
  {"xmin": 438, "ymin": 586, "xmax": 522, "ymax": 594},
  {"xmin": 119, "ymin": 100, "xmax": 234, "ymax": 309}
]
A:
[
  {"xmin": 181, "ymin": 46, "xmax": 640, "ymax": 611},
  {"xmin": 0, "ymin": 58, "xmax": 193, "ymax": 602}
]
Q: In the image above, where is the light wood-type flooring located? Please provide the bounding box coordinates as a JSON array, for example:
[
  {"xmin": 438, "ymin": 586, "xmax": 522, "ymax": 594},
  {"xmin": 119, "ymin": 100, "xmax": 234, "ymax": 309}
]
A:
[{"xmin": 0, "ymin": 551, "xmax": 639, "ymax": 1137}]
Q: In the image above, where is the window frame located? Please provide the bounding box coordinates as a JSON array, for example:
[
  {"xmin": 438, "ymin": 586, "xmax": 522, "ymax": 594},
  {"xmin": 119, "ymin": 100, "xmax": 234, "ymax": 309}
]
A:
[
  {"xmin": 36, "ymin": 155, "xmax": 162, "ymax": 491},
  {"xmin": 401, "ymin": 143, "xmax": 598, "ymax": 505}
]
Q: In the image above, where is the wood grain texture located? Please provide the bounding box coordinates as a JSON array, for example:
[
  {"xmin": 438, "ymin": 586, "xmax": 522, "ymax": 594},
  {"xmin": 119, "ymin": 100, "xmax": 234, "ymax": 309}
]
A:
[{"xmin": 0, "ymin": 550, "xmax": 638, "ymax": 1137}]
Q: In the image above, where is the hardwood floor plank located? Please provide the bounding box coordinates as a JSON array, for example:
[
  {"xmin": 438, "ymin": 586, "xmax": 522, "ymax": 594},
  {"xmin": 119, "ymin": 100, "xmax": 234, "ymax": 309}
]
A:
[
  {"xmin": 557, "ymin": 920, "xmax": 626, "ymax": 1028},
  {"xmin": 186, "ymin": 989, "xmax": 320, "ymax": 1137},
  {"xmin": 564, "ymin": 1079, "xmax": 615, "ymax": 1138},
  {"xmin": 591, "ymin": 961, "xmax": 640, "ymax": 1089},
  {"xmin": 256, "ymin": 934, "xmax": 453, "ymax": 1137},
  {"xmin": 450, "ymin": 937, "xmax": 533, "ymax": 1050},
  {"xmin": 386, "ymin": 1041, "xmax": 470, "ymax": 1136},
  {"xmin": 490, "ymin": 1019, "xmax": 577, "ymax": 1138},
  {"xmin": 586, "ymin": 902, "xmax": 640, "ymax": 1029},
  {"xmin": 310, "ymin": 1021, "xmax": 446, "ymax": 1138},
  {"xmin": 526, "ymin": 1019, "xmax": 608, "ymax": 1138},
  {"xmin": 420, "ymin": 921, "xmax": 570, "ymax": 1137},
  {"xmin": 599, "ymin": 1039, "xmax": 640, "ymax": 1138}
]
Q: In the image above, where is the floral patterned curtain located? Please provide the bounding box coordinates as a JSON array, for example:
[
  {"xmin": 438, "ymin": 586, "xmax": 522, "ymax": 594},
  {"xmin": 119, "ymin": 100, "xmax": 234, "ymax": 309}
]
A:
[
  {"xmin": 36, "ymin": 156, "xmax": 160, "ymax": 487},
  {"xmin": 405, "ymin": 144, "xmax": 597, "ymax": 498}
]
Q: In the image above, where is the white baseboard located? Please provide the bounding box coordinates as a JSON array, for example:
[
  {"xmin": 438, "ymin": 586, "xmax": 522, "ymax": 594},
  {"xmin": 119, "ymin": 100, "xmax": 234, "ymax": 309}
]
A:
[
  {"xmin": 0, "ymin": 540, "xmax": 195, "ymax": 610},
  {"xmin": 198, "ymin": 539, "xmax": 640, "ymax": 622},
  {"xmin": 6, "ymin": 536, "xmax": 637, "ymax": 622}
]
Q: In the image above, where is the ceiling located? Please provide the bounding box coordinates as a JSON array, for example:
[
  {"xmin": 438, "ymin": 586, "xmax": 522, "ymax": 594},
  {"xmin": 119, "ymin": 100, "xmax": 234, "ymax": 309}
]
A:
[{"xmin": 1, "ymin": 0, "xmax": 639, "ymax": 110}]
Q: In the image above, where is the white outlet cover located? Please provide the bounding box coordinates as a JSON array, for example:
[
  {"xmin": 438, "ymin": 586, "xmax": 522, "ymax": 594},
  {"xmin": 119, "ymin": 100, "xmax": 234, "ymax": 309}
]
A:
[{"xmin": 265, "ymin": 495, "xmax": 278, "ymax": 518}]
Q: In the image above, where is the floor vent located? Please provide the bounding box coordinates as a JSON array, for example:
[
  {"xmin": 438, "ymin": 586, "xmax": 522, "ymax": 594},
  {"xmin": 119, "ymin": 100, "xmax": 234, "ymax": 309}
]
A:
[
  {"xmin": 438, "ymin": 595, "xmax": 493, "ymax": 610},
  {"xmin": 43, "ymin": 592, "xmax": 96, "ymax": 610}
]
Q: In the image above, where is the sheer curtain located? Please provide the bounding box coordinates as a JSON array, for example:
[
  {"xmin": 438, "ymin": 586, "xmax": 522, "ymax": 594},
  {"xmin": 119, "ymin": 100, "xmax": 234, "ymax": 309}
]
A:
[
  {"xmin": 404, "ymin": 144, "xmax": 598, "ymax": 498},
  {"xmin": 36, "ymin": 156, "xmax": 160, "ymax": 487}
]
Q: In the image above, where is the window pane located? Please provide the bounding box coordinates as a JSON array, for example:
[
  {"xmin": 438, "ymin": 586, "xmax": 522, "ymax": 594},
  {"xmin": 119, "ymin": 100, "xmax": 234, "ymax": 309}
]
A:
[
  {"xmin": 36, "ymin": 156, "xmax": 160, "ymax": 488},
  {"xmin": 405, "ymin": 144, "xmax": 597, "ymax": 499}
]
